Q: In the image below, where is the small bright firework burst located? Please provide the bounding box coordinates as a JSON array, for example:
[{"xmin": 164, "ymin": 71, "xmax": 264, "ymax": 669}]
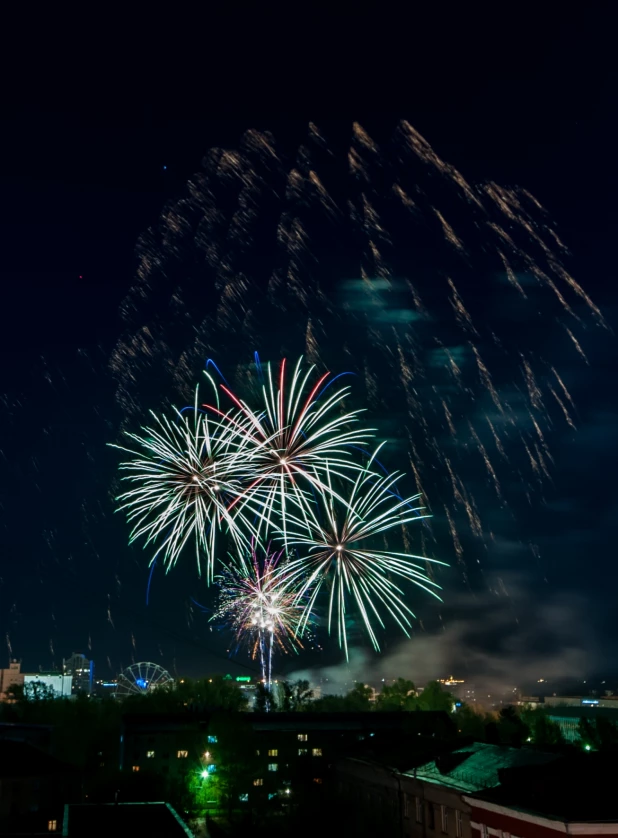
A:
[
  {"xmin": 279, "ymin": 447, "xmax": 445, "ymax": 657},
  {"xmin": 213, "ymin": 545, "xmax": 307, "ymax": 687},
  {"xmin": 111, "ymin": 388, "xmax": 259, "ymax": 582}
]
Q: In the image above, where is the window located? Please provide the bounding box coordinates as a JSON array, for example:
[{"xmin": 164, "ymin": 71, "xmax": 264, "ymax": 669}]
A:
[
  {"xmin": 313, "ymin": 777, "xmax": 323, "ymax": 784},
  {"xmin": 456, "ymin": 810, "xmax": 463, "ymax": 838},
  {"xmin": 207, "ymin": 764, "xmax": 217, "ymax": 774},
  {"xmin": 268, "ymin": 748, "xmax": 278, "ymax": 757},
  {"xmin": 146, "ymin": 750, "xmax": 155, "ymax": 758},
  {"xmin": 132, "ymin": 765, "xmax": 140, "ymax": 773},
  {"xmin": 268, "ymin": 763, "xmax": 278, "ymax": 772},
  {"xmin": 416, "ymin": 797, "xmax": 423, "ymax": 824},
  {"xmin": 298, "ymin": 733, "xmax": 308, "ymax": 741},
  {"xmin": 404, "ymin": 794, "xmax": 411, "ymax": 818},
  {"xmin": 177, "ymin": 750, "xmax": 188, "ymax": 758},
  {"xmin": 312, "ymin": 748, "xmax": 322, "ymax": 757},
  {"xmin": 428, "ymin": 803, "xmax": 435, "ymax": 830},
  {"xmin": 208, "ymin": 735, "xmax": 218, "ymax": 743},
  {"xmin": 441, "ymin": 805, "xmax": 449, "ymax": 833},
  {"xmin": 256, "ymin": 749, "xmax": 261, "ymax": 756},
  {"xmin": 253, "ymin": 778, "xmax": 263, "ymax": 786},
  {"xmin": 239, "ymin": 793, "xmax": 249, "ymax": 802},
  {"xmin": 298, "ymin": 748, "xmax": 308, "ymax": 756},
  {"xmin": 48, "ymin": 822, "xmax": 57, "ymax": 833}
]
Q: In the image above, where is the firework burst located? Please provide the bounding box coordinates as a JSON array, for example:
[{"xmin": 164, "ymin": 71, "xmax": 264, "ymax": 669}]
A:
[
  {"xmin": 213, "ymin": 545, "xmax": 307, "ymax": 686},
  {"xmin": 111, "ymin": 389, "xmax": 258, "ymax": 581},
  {"xmin": 204, "ymin": 356, "xmax": 373, "ymax": 542},
  {"xmin": 279, "ymin": 447, "xmax": 445, "ymax": 657}
]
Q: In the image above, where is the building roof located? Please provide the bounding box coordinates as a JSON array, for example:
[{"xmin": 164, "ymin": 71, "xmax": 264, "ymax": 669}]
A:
[
  {"xmin": 64, "ymin": 803, "xmax": 193, "ymax": 836},
  {"xmin": 122, "ymin": 709, "xmax": 453, "ymax": 735},
  {"xmin": 402, "ymin": 742, "xmax": 560, "ymax": 793},
  {"xmin": 548, "ymin": 705, "xmax": 618, "ymax": 720},
  {"xmin": 468, "ymin": 752, "xmax": 618, "ymax": 821},
  {"xmin": 0, "ymin": 739, "xmax": 74, "ymax": 778}
]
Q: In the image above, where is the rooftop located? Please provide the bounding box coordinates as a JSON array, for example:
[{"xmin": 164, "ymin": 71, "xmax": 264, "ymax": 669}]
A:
[
  {"xmin": 403, "ymin": 742, "xmax": 560, "ymax": 793},
  {"xmin": 64, "ymin": 803, "xmax": 193, "ymax": 836},
  {"xmin": 470, "ymin": 752, "xmax": 618, "ymax": 821},
  {"xmin": 0, "ymin": 739, "xmax": 74, "ymax": 778}
]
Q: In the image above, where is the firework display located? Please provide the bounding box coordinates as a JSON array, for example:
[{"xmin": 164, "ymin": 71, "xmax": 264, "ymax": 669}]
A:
[
  {"xmin": 114, "ymin": 356, "xmax": 441, "ymax": 660},
  {"xmin": 212, "ymin": 546, "xmax": 307, "ymax": 686},
  {"xmin": 111, "ymin": 121, "xmax": 603, "ymax": 607}
]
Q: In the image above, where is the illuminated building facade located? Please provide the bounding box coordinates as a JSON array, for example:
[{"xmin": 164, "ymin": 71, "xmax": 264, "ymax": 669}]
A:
[
  {"xmin": 23, "ymin": 672, "xmax": 72, "ymax": 698},
  {"xmin": 62, "ymin": 653, "xmax": 94, "ymax": 695},
  {"xmin": 0, "ymin": 660, "xmax": 24, "ymax": 701}
]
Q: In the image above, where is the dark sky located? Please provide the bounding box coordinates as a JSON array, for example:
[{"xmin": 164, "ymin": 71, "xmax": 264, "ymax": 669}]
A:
[{"xmin": 1, "ymin": 12, "xmax": 617, "ymax": 688}]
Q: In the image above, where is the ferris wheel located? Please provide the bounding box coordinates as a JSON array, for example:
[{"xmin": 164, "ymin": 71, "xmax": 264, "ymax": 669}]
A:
[{"xmin": 115, "ymin": 662, "xmax": 173, "ymax": 697}]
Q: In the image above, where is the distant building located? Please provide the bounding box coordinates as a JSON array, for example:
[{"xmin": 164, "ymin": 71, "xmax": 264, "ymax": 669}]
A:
[
  {"xmin": 544, "ymin": 694, "xmax": 618, "ymax": 709},
  {"xmin": 0, "ymin": 661, "xmax": 24, "ymax": 701},
  {"xmin": 120, "ymin": 710, "xmax": 454, "ymax": 800},
  {"xmin": 93, "ymin": 679, "xmax": 118, "ymax": 697},
  {"xmin": 23, "ymin": 672, "xmax": 72, "ymax": 698},
  {"xmin": 546, "ymin": 704, "xmax": 618, "ymax": 743},
  {"xmin": 63, "ymin": 653, "xmax": 94, "ymax": 695}
]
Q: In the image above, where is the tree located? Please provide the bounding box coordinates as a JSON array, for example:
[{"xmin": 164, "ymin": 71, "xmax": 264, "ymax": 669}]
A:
[
  {"xmin": 279, "ymin": 680, "xmax": 314, "ymax": 711},
  {"xmin": 455, "ymin": 703, "xmax": 487, "ymax": 740},
  {"xmin": 496, "ymin": 705, "xmax": 529, "ymax": 747},
  {"xmin": 344, "ymin": 683, "xmax": 374, "ymax": 711},
  {"xmin": 375, "ymin": 678, "xmax": 417, "ymax": 711},
  {"xmin": 254, "ymin": 681, "xmax": 277, "ymax": 712},
  {"xmin": 578, "ymin": 716, "xmax": 618, "ymax": 751},
  {"xmin": 532, "ymin": 713, "xmax": 564, "ymax": 746},
  {"xmin": 416, "ymin": 681, "xmax": 455, "ymax": 712}
]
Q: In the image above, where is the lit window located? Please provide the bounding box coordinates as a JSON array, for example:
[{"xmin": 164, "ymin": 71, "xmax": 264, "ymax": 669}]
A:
[
  {"xmin": 146, "ymin": 750, "xmax": 155, "ymax": 758},
  {"xmin": 268, "ymin": 793, "xmax": 276, "ymax": 800},
  {"xmin": 177, "ymin": 750, "xmax": 188, "ymax": 758},
  {"xmin": 441, "ymin": 805, "xmax": 449, "ymax": 833},
  {"xmin": 416, "ymin": 797, "xmax": 423, "ymax": 823},
  {"xmin": 256, "ymin": 749, "xmax": 261, "ymax": 756},
  {"xmin": 48, "ymin": 822, "xmax": 57, "ymax": 833},
  {"xmin": 253, "ymin": 778, "xmax": 263, "ymax": 786},
  {"xmin": 313, "ymin": 777, "xmax": 323, "ymax": 784},
  {"xmin": 207, "ymin": 735, "xmax": 218, "ymax": 743},
  {"xmin": 312, "ymin": 748, "xmax": 322, "ymax": 757},
  {"xmin": 456, "ymin": 810, "xmax": 463, "ymax": 837},
  {"xmin": 268, "ymin": 748, "xmax": 278, "ymax": 757},
  {"xmin": 297, "ymin": 733, "xmax": 308, "ymax": 741},
  {"xmin": 298, "ymin": 748, "xmax": 308, "ymax": 756},
  {"xmin": 132, "ymin": 765, "xmax": 140, "ymax": 773},
  {"xmin": 239, "ymin": 793, "xmax": 249, "ymax": 802},
  {"xmin": 268, "ymin": 763, "xmax": 278, "ymax": 772},
  {"xmin": 207, "ymin": 764, "xmax": 217, "ymax": 774}
]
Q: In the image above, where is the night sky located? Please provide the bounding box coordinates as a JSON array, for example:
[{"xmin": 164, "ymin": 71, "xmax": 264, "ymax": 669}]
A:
[{"xmin": 1, "ymin": 13, "xmax": 617, "ymax": 690}]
